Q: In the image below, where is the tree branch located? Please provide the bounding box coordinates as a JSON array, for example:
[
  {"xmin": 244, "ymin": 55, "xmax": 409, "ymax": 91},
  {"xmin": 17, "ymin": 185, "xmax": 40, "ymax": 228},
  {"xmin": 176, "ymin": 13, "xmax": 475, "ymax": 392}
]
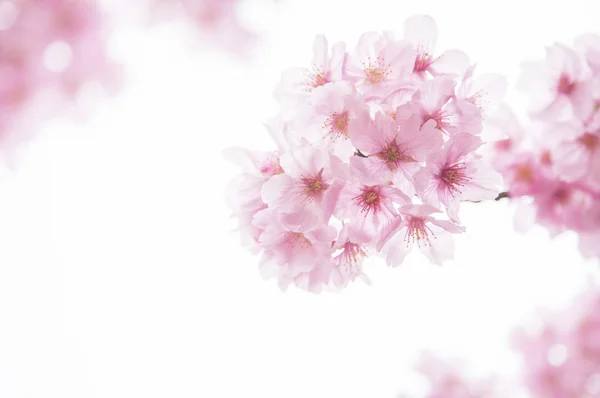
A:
[
  {"xmin": 354, "ymin": 149, "xmax": 368, "ymax": 158},
  {"xmin": 467, "ymin": 192, "xmax": 510, "ymax": 203}
]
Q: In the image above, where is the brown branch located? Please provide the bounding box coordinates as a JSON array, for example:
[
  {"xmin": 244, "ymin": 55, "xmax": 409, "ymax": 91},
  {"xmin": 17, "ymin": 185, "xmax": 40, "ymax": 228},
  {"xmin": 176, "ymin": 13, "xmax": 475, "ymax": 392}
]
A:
[
  {"xmin": 467, "ymin": 192, "xmax": 510, "ymax": 203},
  {"xmin": 495, "ymin": 191, "xmax": 510, "ymax": 201},
  {"xmin": 354, "ymin": 149, "xmax": 368, "ymax": 158}
]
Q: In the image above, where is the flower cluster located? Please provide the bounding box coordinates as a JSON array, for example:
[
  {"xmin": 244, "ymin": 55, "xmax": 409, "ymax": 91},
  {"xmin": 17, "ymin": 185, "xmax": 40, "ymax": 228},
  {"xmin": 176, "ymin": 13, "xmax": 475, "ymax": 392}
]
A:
[
  {"xmin": 488, "ymin": 36, "xmax": 600, "ymax": 260},
  {"xmin": 397, "ymin": 351, "xmax": 502, "ymax": 398},
  {"xmin": 148, "ymin": 0, "xmax": 253, "ymax": 54},
  {"xmin": 226, "ymin": 15, "xmax": 505, "ymax": 292},
  {"xmin": 0, "ymin": 0, "xmax": 119, "ymax": 154},
  {"xmin": 513, "ymin": 281, "xmax": 600, "ymax": 398}
]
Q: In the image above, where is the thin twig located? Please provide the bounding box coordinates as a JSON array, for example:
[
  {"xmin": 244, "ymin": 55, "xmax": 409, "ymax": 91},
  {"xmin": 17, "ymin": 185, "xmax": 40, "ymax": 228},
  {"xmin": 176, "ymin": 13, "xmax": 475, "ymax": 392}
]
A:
[
  {"xmin": 467, "ymin": 192, "xmax": 510, "ymax": 203},
  {"xmin": 354, "ymin": 149, "xmax": 368, "ymax": 158}
]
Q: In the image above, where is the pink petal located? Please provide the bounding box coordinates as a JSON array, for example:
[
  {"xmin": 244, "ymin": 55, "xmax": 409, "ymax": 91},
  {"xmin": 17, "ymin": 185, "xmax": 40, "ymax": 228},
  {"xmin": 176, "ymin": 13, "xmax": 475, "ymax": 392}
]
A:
[
  {"xmin": 404, "ymin": 119, "xmax": 444, "ymax": 160},
  {"xmin": 403, "ymin": 14, "xmax": 437, "ymax": 50},
  {"xmin": 376, "ymin": 214, "xmax": 404, "ymax": 251},
  {"xmin": 461, "ymin": 160, "xmax": 503, "ymax": 201},
  {"xmin": 311, "ymin": 34, "xmax": 329, "ymax": 67},
  {"xmin": 399, "ymin": 203, "xmax": 441, "ymax": 218},
  {"xmin": 430, "ymin": 49, "xmax": 470, "ymax": 76},
  {"xmin": 431, "ymin": 219, "xmax": 465, "ymax": 234},
  {"xmin": 348, "ymin": 115, "xmax": 381, "ymax": 154},
  {"xmin": 322, "ymin": 179, "xmax": 344, "ymax": 222},
  {"xmin": 383, "ymin": 236, "xmax": 411, "ymax": 267},
  {"xmin": 260, "ymin": 174, "xmax": 293, "ymax": 207},
  {"xmin": 444, "ymin": 133, "xmax": 483, "ymax": 164},
  {"xmin": 420, "ymin": 232, "xmax": 455, "ymax": 265},
  {"xmin": 414, "ymin": 166, "xmax": 442, "ymax": 207}
]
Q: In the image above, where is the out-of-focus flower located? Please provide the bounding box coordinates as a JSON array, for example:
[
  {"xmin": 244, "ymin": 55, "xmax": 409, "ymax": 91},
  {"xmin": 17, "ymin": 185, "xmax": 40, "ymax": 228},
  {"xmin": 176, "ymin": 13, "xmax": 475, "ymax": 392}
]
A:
[
  {"xmin": 0, "ymin": 0, "xmax": 119, "ymax": 162},
  {"xmin": 147, "ymin": 0, "xmax": 256, "ymax": 55},
  {"xmin": 513, "ymin": 280, "xmax": 600, "ymax": 398},
  {"xmin": 225, "ymin": 14, "xmax": 505, "ymax": 292},
  {"xmin": 488, "ymin": 35, "xmax": 600, "ymax": 260},
  {"xmin": 397, "ymin": 351, "xmax": 503, "ymax": 398}
]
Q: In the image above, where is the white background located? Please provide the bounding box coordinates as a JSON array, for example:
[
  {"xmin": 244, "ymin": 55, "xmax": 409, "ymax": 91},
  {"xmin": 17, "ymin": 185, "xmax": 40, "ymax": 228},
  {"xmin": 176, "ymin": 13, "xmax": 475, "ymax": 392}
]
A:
[{"xmin": 0, "ymin": 0, "xmax": 599, "ymax": 397}]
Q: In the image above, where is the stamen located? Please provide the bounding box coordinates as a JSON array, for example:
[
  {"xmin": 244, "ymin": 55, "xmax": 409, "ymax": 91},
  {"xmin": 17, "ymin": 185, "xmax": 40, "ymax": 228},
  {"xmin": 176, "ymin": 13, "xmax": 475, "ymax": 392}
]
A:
[
  {"xmin": 540, "ymin": 151, "xmax": 552, "ymax": 165},
  {"xmin": 553, "ymin": 187, "xmax": 571, "ymax": 205},
  {"xmin": 413, "ymin": 46, "xmax": 432, "ymax": 73},
  {"xmin": 404, "ymin": 216, "xmax": 435, "ymax": 247},
  {"xmin": 353, "ymin": 185, "xmax": 382, "ymax": 215},
  {"xmin": 362, "ymin": 56, "xmax": 392, "ymax": 84},
  {"xmin": 299, "ymin": 168, "xmax": 329, "ymax": 202},
  {"xmin": 426, "ymin": 109, "xmax": 454, "ymax": 134},
  {"xmin": 579, "ymin": 133, "xmax": 598, "ymax": 152},
  {"xmin": 260, "ymin": 158, "xmax": 284, "ymax": 177},
  {"xmin": 284, "ymin": 232, "xmax": 312, "ymax": 249},
  {"xmin": 441, "ymin": 162, "xmax": 471, "ymax": 196},
  {"xmin": 376, "ymin": 140, "xmax": 416, "ymax": 171},
  {"xmin": 305, "ymin": 65, "xmax": 330, "ymax": 91},
  {"xmin": 323, "ymin": 111, "xmax": 349, "ymax": 140},
  {"xmin": 557, "ymin": 74, "xmax": 575, "ymax": 95},
  {"xmin": 342, "ymin": 241, "xmax": 367, "ymax": 264},
  {"xmin": 514, "ymin": 164, "xmax": 535, "ymax": 184}
]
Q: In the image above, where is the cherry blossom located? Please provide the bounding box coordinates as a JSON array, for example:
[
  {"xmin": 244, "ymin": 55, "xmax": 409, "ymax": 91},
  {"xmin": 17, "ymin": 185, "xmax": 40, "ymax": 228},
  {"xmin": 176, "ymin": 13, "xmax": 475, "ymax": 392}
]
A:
[
  {"xmin": 397, "ymin": 351, "xmax": 503, "ymax": 398},
  {"xmin": 514, "ymin": 281, "xmax": 600, "ymax": 398},
  {"xmin": 147, "ymin": 0, "xmax": 256, "ymax": 55},
  {"xmin": 226, "ymin": 15, "xmax": 505, "ymax": 291},
  {"xmin": 489, "ymin": 35, "xmax": 600, "ymax": 259},
  {"xmin": 0, "ymin": 0, "xmax": 119, "ymax": 161}
]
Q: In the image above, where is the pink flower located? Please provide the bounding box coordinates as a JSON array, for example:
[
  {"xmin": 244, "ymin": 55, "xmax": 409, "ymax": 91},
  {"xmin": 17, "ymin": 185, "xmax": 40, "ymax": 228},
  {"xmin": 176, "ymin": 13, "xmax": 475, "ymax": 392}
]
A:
[
  {"xmin": 519, "ymin": 43, "xmax": 594, "ymax": 121},
  {"xmin": 330, "ymin": 224, "xmax": 371, "ymax": 288},
  {"xmin": 514, "ymin": 281, "xmax": 600, "ymax": 398},
  {"xmin": 550, "ymin": 122, "xmax": 600, "ymax": 188},
  {"xmin": 0, "ymin": 0, "xmax": 119, "ymax": 159},
  {"xmin": 226, "ymin": 15, "xmax": 505, "ymax": 290},
  {"xmin": 452, "ymin": 65, "xmax": 507, "ymax": 135},
  {"xmin": 490, "ymin": 36, "xmax": 600, "ymax": 260},
  {"xmin": 579, "ymin": 230, "xmax": 600, "ymax": 259},
  {"xmin": 224, "ymin": 147, "xmax": 284, "ymax": 253},
  {"xmin": 349, "ymin": 109, "xmax": 443, "ymax": 195},
  {"xmin": 254, "ymin": 209, "xmax": 337, "ymax": 292},
  {"xmin": 456, "ymin": 65, "xmax": 507, "ymax": 112},
  {"xmin": 409, "ymin": 76, "xmax": 460, "ymax": 134},
  {"xmin": 398, "ymin": 351, "xmax": 503, "ymax": 398},
  {"xmin": 275, "ymin": 35, "xmax": 345, "ymax": 113},
  {"xmin": 148, "ymin": 0, "xmax": 254, "ymax": 55},
  {"xmin": 376, "ymin": 204, "xmax": 464, "ymax": 266},
  {"xmin": 343, "ymin": 31, "xmax": 416, "ymax": 99},
  {"xmin": 575, "ymin": 34, "xmax": 600, "ymax": 75},
  {"xmin": 403, "ymin": 14, "xmax": 470, "ymax": 78},
  {"xmin": 260, "ymin": 146, "xmax": 345, "ymax": 231},
  {"xmin": 531, "ymin": 181, "xmax": 599, "ymax": 235},
  {"xmin": 335, "ymin": 178, "xmax": 410, "ymax": 238},
  {"xmin": 484, "ymin": 104, "xmax": 526, "ymax": 169},
  {"xmin": 416, "ymin": 133, "xmax": 502, "ymax": 220},
  {"xmin": 286, "ymin": 82, "xmax": 370, "ymax": 161}
]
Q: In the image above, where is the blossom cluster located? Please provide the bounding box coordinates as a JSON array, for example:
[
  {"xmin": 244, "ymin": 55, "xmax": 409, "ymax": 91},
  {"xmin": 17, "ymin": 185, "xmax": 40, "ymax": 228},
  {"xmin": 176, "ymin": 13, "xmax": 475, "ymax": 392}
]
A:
[
  {"xmin": 226, "ymin": 15, "xmax": 505, "ymax": 292},
  {"xmin": 0, "ymin": 0, "xmax": 119, "ymax": 154},
  {"xmin": 397, "ymin": 351, "xmax": 502, "ymax": 398},
  {"xmin": 488, "ymin": 36, "xmax": 600, "ymax": 260},
  {"xmin": 513, "ymin": 281, "xmax": 600, "ymax": 398},
  {"xmin": 148, "ymin": 0, "xmax": 253, "ymax": 54}
]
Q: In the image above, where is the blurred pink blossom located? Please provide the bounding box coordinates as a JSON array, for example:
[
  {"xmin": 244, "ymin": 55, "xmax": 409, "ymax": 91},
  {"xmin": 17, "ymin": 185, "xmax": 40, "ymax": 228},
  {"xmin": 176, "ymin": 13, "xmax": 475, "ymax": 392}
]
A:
[
  {"xmin": 488, "ymin": 35, "xmax": 600, "ymax": 260},
  {"xmin": 148, "ymin": 0, "xmax": 255, "ymax": 54},
  {"xmin": 0, "ymin": 0, "xmax": 119, "ymax": 161},
  {"xmin": 397, "ymin": 351, "xmax": 503, "ymax": 398},
  {"xmin": 514, "ymin": 281, "xmax": 600, "ymax": 398},
  {"xmin": 225, "ymin": 15, "xmax": 505, "ymax": 292}
]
